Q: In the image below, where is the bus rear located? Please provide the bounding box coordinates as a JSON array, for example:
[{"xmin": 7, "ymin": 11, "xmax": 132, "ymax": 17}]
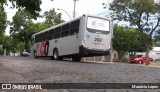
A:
[{"xmin": 80, "ymin": 15, "xmax": 112, "ymax": 56}]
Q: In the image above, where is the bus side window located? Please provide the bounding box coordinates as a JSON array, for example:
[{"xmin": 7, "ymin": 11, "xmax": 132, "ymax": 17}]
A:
[
  {"xmin": 54, "ymin": 27, "xmax": 61, "ymax": 39},
  {"xmin": 40, "ymin": 33, "xmax": 44, "ymax": 42},
  {"xmin": 61, "ymin": 23, "xmax": 70, "ymax": 37},
  {"xmin": 43, "ymin": 31, "xmax": 48, "ymax": 41},
  {"xmin": 35, "ymin": 35, "xmax": 37, "ymax": 43},
  {"xmin": 70, "ymin": 20, "xmax": 80, "ymax": 35},
  {"xmin": 36, "ymin": 34, "xmax": 40, "ymax": 43},
  {"xmin": 48, "ymin": 29, "xmax": 54, "ymax": 40},
  {"xmin": 37, "ymin": 34, "xmax": 40, "ymax": 43}
]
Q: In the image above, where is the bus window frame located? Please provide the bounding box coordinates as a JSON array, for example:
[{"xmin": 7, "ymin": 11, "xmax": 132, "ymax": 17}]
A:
[
  {"xmin": 69, "ymin": 19, "xmax": 80, "ymax": 35},
  {"xmin": 61, "ymin": 23, "xmax": 70, "ymax": 37}
]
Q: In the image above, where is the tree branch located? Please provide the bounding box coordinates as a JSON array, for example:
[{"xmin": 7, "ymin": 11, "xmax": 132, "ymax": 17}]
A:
[
  {"xmin": 150, "ymin": 18, "xmax": 160, "ymax": 37},
  {"xmin": 142, "ymin": 12, "xmax": 149, "ymax": 29}
]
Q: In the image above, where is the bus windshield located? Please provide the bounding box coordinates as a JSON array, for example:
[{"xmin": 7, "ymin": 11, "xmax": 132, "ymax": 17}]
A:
[{"xmin": 87, "ymin": 17, "xmax": 110, "ymax": 32}]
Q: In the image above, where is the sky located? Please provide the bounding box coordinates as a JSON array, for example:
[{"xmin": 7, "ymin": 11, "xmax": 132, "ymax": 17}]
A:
[{"xmin": 4, "ymin": 0, "xmax": 111, "ymax": 35}]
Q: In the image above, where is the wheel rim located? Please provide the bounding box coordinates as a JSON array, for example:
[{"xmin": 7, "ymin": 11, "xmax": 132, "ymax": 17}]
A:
[
  {"xmin": 139, "ymin": 61, "xmax": 141, "ymax": 64},
  {"xmin": 54, "ymin": 50, "xmax": 58, "ymax": 59}
]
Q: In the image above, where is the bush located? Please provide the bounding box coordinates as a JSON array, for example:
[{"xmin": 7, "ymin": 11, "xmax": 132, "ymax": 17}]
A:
[
  {"xmin": 155, "ymin": 58, "xmax": 160, "ymax": 62},
  {"xmin": 0, "ymin": 47, "xmax": 4, "ymax": 55}
]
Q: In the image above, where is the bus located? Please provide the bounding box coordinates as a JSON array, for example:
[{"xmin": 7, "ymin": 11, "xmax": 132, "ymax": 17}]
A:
[{"xmin": 30, "ymin": 14, "xmax": 112, "ymax": 61}]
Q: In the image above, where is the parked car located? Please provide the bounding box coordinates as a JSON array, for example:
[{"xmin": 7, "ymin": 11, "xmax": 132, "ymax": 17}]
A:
[
  {"xmin": 21, "ymin": 51, "xmax": 30, "ymax": 56},
  {"xmin": 130, "ymin": 55, "xmax": 153, "ymax": 64}
]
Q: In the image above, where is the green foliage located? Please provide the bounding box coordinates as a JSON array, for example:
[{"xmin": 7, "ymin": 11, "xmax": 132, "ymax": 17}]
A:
[
  {"xmin": 2, "ymin": 36, "xmax": 12, "ymax": 55},
  {"xmin": 0, "ymin": 33, "xmax": 4, "ymax": 45},
  {"xmin": 109, "ymin": 0, "xmax": 160, "ymax": 64},
  {"xmin": 112, "ymin": 24, "xmax": 145, "ymax": 60},
  {"xmin": 0, "ymin": 7, "xmax": 7, "ymax": 44},
  {"xmin": 0, "ymin": 0, "xmax": 43, "ymax": 17},
  {"xmin": 0, "ymin": 0, "xmax": 42, "ymax": 17},
  {"xmin": 109, "ymin": 0, "xmax": 160, "ymax": 47},
  {"xmin": 10, "ymin": 10, "xmax": 36, "ymax": 51},
  {"xmin": 10, "ymin": 10, "xmax": 34, "ymax": 35},
  {"xmin": 0, "ymin": 46, "xmax": 4, "ymax": 55},
  {"xmin": 10, "ymin": 8, "xmax": 64, "ymax": 52},
  {"xmin": 43, "ymin": 8, "xmax": 64, "ymax": 25}
]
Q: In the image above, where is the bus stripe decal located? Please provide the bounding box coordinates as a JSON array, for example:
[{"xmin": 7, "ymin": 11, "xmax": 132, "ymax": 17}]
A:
[{"xmin": 40, "ymin": 41, "xmax": 46, "ymax": 56}]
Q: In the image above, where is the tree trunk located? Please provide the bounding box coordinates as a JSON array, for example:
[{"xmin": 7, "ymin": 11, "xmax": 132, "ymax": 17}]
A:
[
  {"xmin": 118, "ymin": 52, "xmax": 124, "ymax": 62},
  {"xmin": 145, "ymin": 46, "xmax": 150, "ymax": 66}
]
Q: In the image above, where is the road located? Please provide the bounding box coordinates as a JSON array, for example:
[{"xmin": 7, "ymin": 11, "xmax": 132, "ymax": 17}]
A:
[{"xmin": 0, "ymin": 56, "xmax": 160, "ymax": 92}]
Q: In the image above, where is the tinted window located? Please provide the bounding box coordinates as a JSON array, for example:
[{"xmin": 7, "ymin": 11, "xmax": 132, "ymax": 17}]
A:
[
  {"xmin": 35, "ymin": 35, "xmax": 38, "ymax": 43},
  {"xmin": 43, "ymin": 31, "xmax": 48, "ymax": 41},
  {"xmin": 54, "ymin": 27, "xmax": 61, "ymax": 39},
  {"xmin": 35, "ymin": 34, "xmax": 42, "ymax": 43},
  {"xmin": 61, "ymin": 24, "xmax": 70, "ymax": 37},
  {"xmin": 70, "ymin": 20, "xmax": 80, "ymax": 35},
  {"xmin": 48, "ymin": 29, "xmax": 54, "ymax": 40}
]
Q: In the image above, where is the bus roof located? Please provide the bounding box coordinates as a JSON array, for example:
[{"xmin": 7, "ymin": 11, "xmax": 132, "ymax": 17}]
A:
[{"xmin": 32, "ymin": 14, "xmax": 109, "ymax": 37}]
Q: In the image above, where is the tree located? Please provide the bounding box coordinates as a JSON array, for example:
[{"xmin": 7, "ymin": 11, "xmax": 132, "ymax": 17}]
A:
[
  {"xmin": 109, "ymin": 0, "xmax": 160, "ymax": 65},
  {"xmin": 10, "ymin": 9, "xmax": 64, "ymax": 52},
  {"xmin": 0, "ymin": 7, "xmax": 7, "ymax": 44},
  {"xmin": 2, "ymin": 36, "xmax": 12, "ymax": 55},
  {"xmin": 0, "ymin": 0, "xmax": 43, "ymax": 17},
  {"xmin": 16, "ymin": 22, "xmax": 50, "ymax": 51},
  {"xmin": 10, "ymin": 9, "xmax": 34, "ymax": 35},
  {"xmin": 43, "ymin": 8, "xmax": 64, "ymax": 26},
  {"xmin": 112, "ymin": 24, "xmax": 145, "ymax": 62},
  {"xmin": 112, "ymin": 25, "xmax": 129, "ymax": 62},
  {"xmin": 10, "ymin": 9, "xmax": 36, "ymax": 51}
]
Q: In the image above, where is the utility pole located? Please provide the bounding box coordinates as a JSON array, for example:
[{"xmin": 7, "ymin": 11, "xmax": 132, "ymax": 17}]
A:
[{"xmin": 73, "ymin": 0, "xmax": 78, "ymax": 18}]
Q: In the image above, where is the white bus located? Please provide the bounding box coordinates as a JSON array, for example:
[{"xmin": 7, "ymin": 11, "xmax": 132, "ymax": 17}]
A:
[{"xmin": 30, "ymin": 14, "xmax": 112, "ymax": 61}]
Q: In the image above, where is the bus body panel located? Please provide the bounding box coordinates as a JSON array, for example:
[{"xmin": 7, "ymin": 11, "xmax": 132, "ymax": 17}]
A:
[
  {"xmin": 30, "ymin": 14, "xmax": 112, "ymax": 58},
  {"xmin": 57, "ymin": 35, "xmax": 79, "ymax": 56},
  {"xmin": 79, "ymin": 15, "xmax": 111, "ymax": 56}
]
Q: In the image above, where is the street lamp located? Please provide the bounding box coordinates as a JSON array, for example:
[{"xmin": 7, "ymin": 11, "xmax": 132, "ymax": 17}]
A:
[
  {"xmin": 57, "ymin": 8, "xmax": 72, "ymax": 20},
  {"xmin": 73, "ymin": 0, "xmax": 79, "ymax": 18}
]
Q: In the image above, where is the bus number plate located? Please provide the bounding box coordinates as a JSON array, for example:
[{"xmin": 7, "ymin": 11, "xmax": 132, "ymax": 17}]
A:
[{"xmin": 94, "ymin": 38, "xmax": 102, "ymax": 42}]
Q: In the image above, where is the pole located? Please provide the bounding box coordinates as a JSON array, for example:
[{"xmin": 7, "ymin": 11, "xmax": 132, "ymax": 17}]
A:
[{"xmin": 73, "ymin": 0, "xmax": 78, "ymax": 18}]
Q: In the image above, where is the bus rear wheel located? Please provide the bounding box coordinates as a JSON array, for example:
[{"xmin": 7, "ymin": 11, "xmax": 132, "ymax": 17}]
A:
[{"xmin": 72, "ymin": 55, "xmax": 82, "ymax": 61}]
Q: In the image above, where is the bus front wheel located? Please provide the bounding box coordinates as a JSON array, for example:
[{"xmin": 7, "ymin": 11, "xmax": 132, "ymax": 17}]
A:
[{"xmin": 72, "ymin": 55, "xmax": 82, "ymax": 61}]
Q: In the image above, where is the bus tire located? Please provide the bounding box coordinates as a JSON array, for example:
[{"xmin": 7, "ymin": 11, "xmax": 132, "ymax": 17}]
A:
[
  {"xmin": 53, "ymin": 49, "xmax": 58, "ymax": 60},
  {"xmin": 50, "ymin": 56, "xmax": 54, "ymax": 60},
  {"xmin": 34, "ymin": 51, "xmax": 38, "ymax": 59},
  {"xmin": 53, "ymin": 49, "xmax": 63, "ymax": 60},
  {"xmin": 58, "ymin": 56, "xmax": 63, "ymax": 60},
  {"xmin": 72, "ymin": 55, "xmax": 82, "ymax": 61}
]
